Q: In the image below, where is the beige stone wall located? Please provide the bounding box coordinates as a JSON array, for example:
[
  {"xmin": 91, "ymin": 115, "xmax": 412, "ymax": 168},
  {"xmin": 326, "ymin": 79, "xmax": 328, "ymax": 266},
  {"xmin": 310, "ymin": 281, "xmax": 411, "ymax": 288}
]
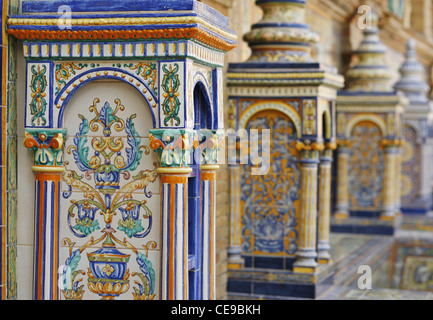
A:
[{"xmin": 306, "ymin": 2, "xmax": 345, "ymax": 71}]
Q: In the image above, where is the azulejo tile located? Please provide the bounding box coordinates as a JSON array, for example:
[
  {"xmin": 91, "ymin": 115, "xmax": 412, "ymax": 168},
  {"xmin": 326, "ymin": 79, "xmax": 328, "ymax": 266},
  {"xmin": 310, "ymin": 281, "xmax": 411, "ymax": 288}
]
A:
[
  {"xmin": 62, "ymin": 135, "xmax": 160, "ymax": 195},
  {"xmin": 60, "ymin": 190, "xmax": 161, "ymax": 250},
  {"xmin": 52, "ymin": 69, "xmax": 165, "ymax": 300},
  {"xmin": 60, "ymin": 80, "xmax": 155, "ymax": 136},
  {"xmin": 58, "ymin": 245, "xmax": 160, "ymax": 300}
]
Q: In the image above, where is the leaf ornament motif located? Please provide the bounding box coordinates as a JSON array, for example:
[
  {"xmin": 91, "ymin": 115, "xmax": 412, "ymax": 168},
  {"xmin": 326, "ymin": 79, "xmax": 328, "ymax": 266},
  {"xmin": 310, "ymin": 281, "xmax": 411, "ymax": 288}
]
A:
[
  {"xmin": 29, "ymin": 65, "xmax": 48, "ymax": 126},
  {"xmin": 161, "ymin": 63, "xmax": 181, "ymax": 127},
  {"xmin": 61, "ymin": 96, "xmax": 158, "ymax": 300}
]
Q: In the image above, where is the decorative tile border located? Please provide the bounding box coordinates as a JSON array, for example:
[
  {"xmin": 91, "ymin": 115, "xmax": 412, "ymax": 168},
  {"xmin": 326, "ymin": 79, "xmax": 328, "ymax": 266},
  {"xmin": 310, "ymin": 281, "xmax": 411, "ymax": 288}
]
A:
[
  {"xmin": 23, "ymin": 41, "xmax": 225, "ymax": 67},
  {"xmin": 23, "ymin": 59, "xmax": 222, "ymax": 131}
]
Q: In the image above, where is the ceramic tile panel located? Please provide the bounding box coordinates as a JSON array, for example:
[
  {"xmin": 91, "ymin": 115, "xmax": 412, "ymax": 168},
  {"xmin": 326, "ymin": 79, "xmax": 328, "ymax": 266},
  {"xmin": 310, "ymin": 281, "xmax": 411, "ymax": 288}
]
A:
[
  {"xmin": 159, "ymin": 61, "xmax": 185, "ymax": 128},
  {"xmin": 348, "ymin": 121, "xmax": 385, "ymax": 212},
  {"xmin": 401, "ymin": 124, "xmax": 421, "ymax": 204},
  {"xmin": 25, "ymin": 62, "xmax": 52, "ymax": 128},
  {"xmin": 58, "ymin": 246, "xmax": 160, "ymax": 300},
  {"xmin": 58, "ymin": 73, "xmax": 162, "ymax": 300},
  {"xmin": 240, "ymin": 110, "xmax": 301, "ymax": 258},
  {"xmin": 61, "ymin": 136, "xmax": 160, "ymax": 196},
  {"xmin": 61, "ymin": 81, "xmax": 155, "ymax": 137},
  {"xmin": 59, "ymin": 190, "xmax": 161, "ymax": 250}
]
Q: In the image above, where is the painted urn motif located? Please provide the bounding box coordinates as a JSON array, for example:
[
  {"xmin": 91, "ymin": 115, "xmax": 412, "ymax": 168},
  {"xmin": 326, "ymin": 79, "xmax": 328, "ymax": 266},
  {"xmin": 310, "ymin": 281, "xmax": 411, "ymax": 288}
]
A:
[
  {"xmin": 87, "ymin": 234, "xmax": 131, "ymax": 300},
  {"xmin": 94, "ymin": 164, "xmax": 121, "ymax": 195}
]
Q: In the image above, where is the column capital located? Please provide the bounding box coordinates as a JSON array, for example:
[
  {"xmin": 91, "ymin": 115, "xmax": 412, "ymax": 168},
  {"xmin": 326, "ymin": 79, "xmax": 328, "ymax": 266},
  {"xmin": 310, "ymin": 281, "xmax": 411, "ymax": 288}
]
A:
[
  {"xmin": 381, "ymin": 138, "xmax": 403, "ymax": 149},
  {"xmin": 23, "ymin": 128, "xmax": 67, "ymax": 173},
  {"xmin": 320, "ymin": 145, "xmax": 334, "ymax": 162},
  {"xmin": 336, "ymin": 139, "xmax": 353, "ymax": 149},
  {"xmin": 295, "ymin": 140, "xmax": 321, "ymax": 163},
  {"xmin": 200, "ymin": 164, "xmax": 220, "ymax": 171},
  {"xmin": 295, "ymin": 140, "xmax": 325, "ymax": 152},
  {"xmin": 325, "ymin": 141, "xmax": 338, "ymax": 151},
  {"xmin": 156, "ymin": 167, "xmax": 193, "ymax": 175},
  {"xmin": 199, "ymin": 129, "xmax": 224, "ymax": 166},
  {"xmin": 149, "ymin": 128, "xmax": 196, "ymax": 168}
]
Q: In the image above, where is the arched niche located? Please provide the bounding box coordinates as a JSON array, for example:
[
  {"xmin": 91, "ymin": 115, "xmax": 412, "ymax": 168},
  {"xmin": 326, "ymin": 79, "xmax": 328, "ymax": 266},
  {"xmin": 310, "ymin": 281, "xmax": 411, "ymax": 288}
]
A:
[
  {"xmin": 346, "ymin": 114, "xmax": 387, "ymax": 138},
  {"xmin": 192, "ymin": 75, "xmax": 214, "ymax": 130},
  {"xmin": 54, "ymin": 64, "xmax": 158, "ymax": 129},
  {"xmin": 347, "ymin": 120, "xmax": 385, "ymax": 213},
  {"xmin": 238, "ymin": 101, "xmax": 302, "ymax": 138},
  {"xmin": 322, "ymin": 110, "xmax": 332, "ymax": 141},
  {"xmin": 239, "ymin": 108, "xmax": 301, "ymax": 266},
  {"xmin": 59, "ymin": 79, "xmax": 161, "ymax": 300}
]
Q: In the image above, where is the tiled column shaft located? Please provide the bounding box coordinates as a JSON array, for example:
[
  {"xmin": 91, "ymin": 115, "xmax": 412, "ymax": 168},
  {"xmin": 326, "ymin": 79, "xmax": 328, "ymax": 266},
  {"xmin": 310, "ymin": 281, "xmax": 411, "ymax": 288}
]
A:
[
  {"xmin": 33, "ymin": 172, "xmax": 62, "ymax": 300},
  {"xmin": 395, "ymin": 148, "xmax": 402, "ymax": 214},
  {"xmin": 293, "ymin": 143, "xmax": 320, "ymax": 274},
  {"xmin": 24, "ymin": 129, "xmax": 66, "ymax": 300},
  {"xmin": 200, "ymin": 164, "xmax": 218, "ymax": 300},
  {"xmin": 317, "ymin": 148, "xmax": 333, "ymax": 264},
  {"xmin": 334, "ymin": 145, "xmax": 350, "ymax": 219},
  {"xmin": 150, "ymin": 129, "xmax": 195, "ymax": 300},
  {"xmin": 381, "ymin": 144, "xmax": 401, "ymax": 220},
  {"xmin": 227, "ymin": 164, "xmax": 243, "ymax": 269},
  {"xmin": 159, "ymin": 168, "xmax": 191, "ymax": 300}
]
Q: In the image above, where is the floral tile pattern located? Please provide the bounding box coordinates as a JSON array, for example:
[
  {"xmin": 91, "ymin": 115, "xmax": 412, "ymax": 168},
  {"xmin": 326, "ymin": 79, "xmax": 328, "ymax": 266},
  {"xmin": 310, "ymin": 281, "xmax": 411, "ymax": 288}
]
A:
[{"xmin": 60, "ymin": 92, "xmax": 160, "ymax": 300}]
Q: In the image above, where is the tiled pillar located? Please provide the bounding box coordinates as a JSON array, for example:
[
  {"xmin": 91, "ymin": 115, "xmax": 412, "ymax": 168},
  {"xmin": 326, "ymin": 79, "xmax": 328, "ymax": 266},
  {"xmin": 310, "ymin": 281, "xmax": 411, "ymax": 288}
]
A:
[
  {"xmin": 420, "ymin": 143, "xmax": 433, "ymax": 198},
  {"xmin": 158, "ymin": 167, "xmax": 191, "ymax": 300},
  {"xmin": 187, "ymin": 167, "xmax": 201, "ymax": 300},
  {"xmin": 381, "ymin": 141, "xmax": 402, "ymax": 220},
  {"xmin": 293, "ymin": 141, "xmax": 321, "ymax": 274},
  {"xmin": 317, "ymin": 145, "xmax": 334, "ymax": 264},
  {"xmin": 395, "ymin": 39, "xmax": 433, "ymax": 213},
  {"xmin": 149, "ymin": 129, "xmax": 194, "ymax": 300},
  {"xmin": 198, "ymin": 130, "xmax": 222, "ymax": 300},
  {"xmin": 227, "ymin": 164, "xmax": 243, "ymax": 269},
  {"xmin": 395, "ymin": 147, "xmax": 402, "ymax": 215},
  {"xmin": 23, "ymin": 128, "xmax": 66, "ymax": 300},
  {"xmin": 200, "ymin": 164, "xmax": 218, "ymax": 300},
  {"xmin": 334, "ymin": 141, "xmax": 351, "ymax": 219}
]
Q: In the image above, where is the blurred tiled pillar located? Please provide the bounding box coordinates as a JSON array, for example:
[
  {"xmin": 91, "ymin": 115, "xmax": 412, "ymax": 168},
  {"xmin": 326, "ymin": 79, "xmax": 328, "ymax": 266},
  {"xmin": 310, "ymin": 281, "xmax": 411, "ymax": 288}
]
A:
[
  {"xmin": 333, "ymin": 141, "xmax": 350, "ymax": 219},
  {"xmin": 381, "ymin": 141, "xmax": 402, "ymax": 220},
  {"xmin": 293, "ymin": 143, "xmax": 321, "ymax": 274},
  {"xmin": 317, "ymin": 145, "xmax": 335, "ymax": 264},
  {"xmin": 394, "ymin": 39, "xmax": 433, "ymax": 215},
  {"xmin": 332, "ymin": 10, "xmax": 406, "ymax": 235}
]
